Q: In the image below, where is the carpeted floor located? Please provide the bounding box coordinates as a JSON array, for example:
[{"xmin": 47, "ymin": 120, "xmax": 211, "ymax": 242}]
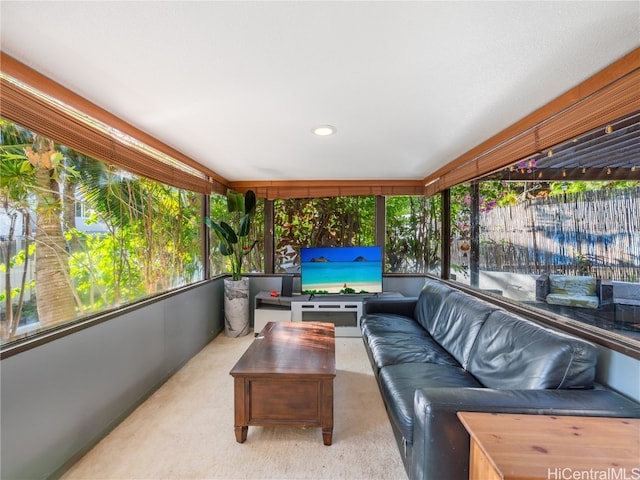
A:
[{"xmin": 61, "ymin": 332, "xmax": 407, "ymax": 480}]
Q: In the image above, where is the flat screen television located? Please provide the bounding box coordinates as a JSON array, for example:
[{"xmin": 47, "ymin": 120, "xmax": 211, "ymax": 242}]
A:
[{"xmin": 300, "ymin": 245, "xmax": 383, "ymax": 294}]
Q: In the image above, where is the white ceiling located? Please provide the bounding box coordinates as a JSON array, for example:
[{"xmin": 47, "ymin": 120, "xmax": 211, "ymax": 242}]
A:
[{"xmin": 1, "ymin": 1, "xmax": 639, "ymax": 183}]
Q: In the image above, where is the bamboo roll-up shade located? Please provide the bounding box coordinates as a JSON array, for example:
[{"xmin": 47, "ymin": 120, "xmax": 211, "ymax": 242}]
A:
[
  {"xmin": 0, "ymin": 54, "xmax": 220, "ymax": 194},
  {"xmin": 231, "ymin": 181, "xmax": 425, "ymax": 199},
  {"xmin": 536, "ymin": 72, "xmax": 640, "ymax": 150},
  {"xmin": 0, "ymin": 77, "xmax": 213, "ymax": 194},
  {"xmin": 424, "ymin": 49, "xmax": 640, "ymax": 197},
  {"xmin": 1, "ymin": 78, "xmax": 114, "ymax": 163}
]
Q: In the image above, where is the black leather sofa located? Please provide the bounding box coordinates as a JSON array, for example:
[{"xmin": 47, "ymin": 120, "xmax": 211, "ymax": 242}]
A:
[{"xmin": 361, "ymin": 278, "xmax": 640, "ymax": 480}]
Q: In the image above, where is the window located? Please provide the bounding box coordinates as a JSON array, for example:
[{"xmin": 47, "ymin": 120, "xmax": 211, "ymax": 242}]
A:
[
  {"xmin": 271, "ymin": 195, "xmax": 443, "ymax": 275},
  {"xmin": 273, "ymin": 196, "xmax": 375, "ymax": 273},
  {"xmin": 208, "ymin": 192, "xmax": 264, "ymax": 276},
  {"xmin": 1, "ymin": 120, "xmax": 203, "ymax": 345},
  {"xmin": 386, "ymin": 195, "xmax": 441, "ymax": 274},
  {"xmin": 448, "ymin": 113, "xmax": 640, "ymax": 343}
]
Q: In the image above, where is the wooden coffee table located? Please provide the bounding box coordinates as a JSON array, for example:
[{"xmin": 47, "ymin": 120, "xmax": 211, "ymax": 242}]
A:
[{"xmin": 229, "ymin": 321, "xmax": 336, "ymax": 445}]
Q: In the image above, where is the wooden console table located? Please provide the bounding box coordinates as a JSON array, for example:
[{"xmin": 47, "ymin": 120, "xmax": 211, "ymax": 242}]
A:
[
  {"xmin": 457, "ymin": 412, "xmax": 640, "ymax": 480},
  {"xmin": 230, "ymin": 321, "xmax": 336, "ymax": 445}
]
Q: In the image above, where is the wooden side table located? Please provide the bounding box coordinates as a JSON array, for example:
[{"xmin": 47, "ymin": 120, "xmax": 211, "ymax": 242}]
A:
[{"xmin": 457, "ymin": 412, "xmax": 640, "ymax": 480}]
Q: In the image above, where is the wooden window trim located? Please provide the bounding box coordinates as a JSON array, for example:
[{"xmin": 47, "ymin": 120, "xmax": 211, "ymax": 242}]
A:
[
  {"xmin": 424, "ymin": 48, "xmax": 640, "ymax": 197},
  {"xmin": 230, "ymin": 180, "xmax": 425, "ymax": 199},
  {"xmin": 0, "ymin": 52, "xmax": 226, "ymax": 194},
  {"xmin": 3, "ymin": 50, "xmax": 638, "ymax": 198}
]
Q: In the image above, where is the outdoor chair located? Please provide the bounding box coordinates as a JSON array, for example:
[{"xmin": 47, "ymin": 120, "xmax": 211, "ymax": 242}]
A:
[{"xmin": 536, "ymin": 274, "xmax": 613, "ymax": 310}]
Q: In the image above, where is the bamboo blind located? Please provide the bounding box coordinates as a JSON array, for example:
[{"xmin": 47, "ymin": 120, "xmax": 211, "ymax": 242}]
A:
[
  {"xmin": 0, "ymin": 53, "xmax": 221, "ymax": 194},
  {"xmin": 230, "ymin": 180, "xmax": 424, "ymax": 199},
  {"xmin": 425, "ymin": 48, "xmax": 640, "ymax": 197},
  {"xmin": 3, "ymin": 48, "xmax": 639, "ymax": 200}
]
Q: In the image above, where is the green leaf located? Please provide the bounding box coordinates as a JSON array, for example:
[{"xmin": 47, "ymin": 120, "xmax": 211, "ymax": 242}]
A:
[
  {"xmin": 226, "ymin": 190, "xmax": 244, "ymax": 213},
  {"xmin": 244, "ymin": 189, "xmax": 256, "ymax": 215},
  {"xmin": 209, "ymin": 221, "xmax": 232, "ymax": 246},
  {"xmin": 220, "ymin": 221, "xmax": 238, "ymax": 244},
  {"xmin": 19, "ymin": 160, "xmax": 33, "ymax": 173},
  {"xmin": 238, "ymin": 214, "xmax": 251, "ymax": 237},
  {"xmin": 219, "ymin": 243, "xmax": 232, "ymax": 256},
  {"xmin": 50, "ymin": 151, "xmax": 64, "ymax": 168}
]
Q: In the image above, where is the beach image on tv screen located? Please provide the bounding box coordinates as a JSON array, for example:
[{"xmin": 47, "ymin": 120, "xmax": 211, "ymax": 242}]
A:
[{"xmin": 300, "ymin": 246, "xmax": 382, "ymax": 294}]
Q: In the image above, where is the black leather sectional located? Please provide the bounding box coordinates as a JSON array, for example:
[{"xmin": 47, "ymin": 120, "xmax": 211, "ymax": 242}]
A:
[{"xmin": 361, "ymin": 278, "xmax": 640, "ymax": 480}]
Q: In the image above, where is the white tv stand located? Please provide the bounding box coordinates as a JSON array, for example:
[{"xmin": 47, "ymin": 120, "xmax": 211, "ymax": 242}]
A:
[
  {"xmin": 291, "ymin": 295, "xmax": 363, "ymax": 337},
  {"xmin": 254, "ymin": 291, "xmax": 401, "ymax": 337}
]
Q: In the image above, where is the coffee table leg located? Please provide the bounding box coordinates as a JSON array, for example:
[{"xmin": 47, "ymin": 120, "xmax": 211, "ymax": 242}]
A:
[
  {"xmin": 233, "ymin": 377, "xmax": 249, "ymax": 443},
  {"xmin": 234, "ymin": 425, "xmax": 248, "ymax": 443},
  {"xmin": 322, "ymin": 427, "xmax": 333, "ymax": 446},
  {"xmin": 321, "ymin": 378, "xmax": 334, "ymax": 446}
]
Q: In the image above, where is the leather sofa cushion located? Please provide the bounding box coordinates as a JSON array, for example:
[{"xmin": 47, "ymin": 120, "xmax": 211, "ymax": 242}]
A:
[
  {"xmin": 362, "ymin": 297, "xmax": 418, "ymax": 317},
  {"xmin": 361, "ymin": 313, "xmax": 429, "ymax": 341},
  {"xmin": 430, "ymin": 291, "xmax": 496, "ymax": 368},
  {"xmin": 414, "ymin": 279, "xmax": 455, "ymax": 333},
  {"xmin": 368, "ymin": 333, "xmax": 459, "ymax": 370},
  {"xmin": 379, "ymin": 363, "xmax": 482, "ymax": 443},
  {"xmin": 467, "ymin": 310, "xmax": 598, "ymax": 389}
]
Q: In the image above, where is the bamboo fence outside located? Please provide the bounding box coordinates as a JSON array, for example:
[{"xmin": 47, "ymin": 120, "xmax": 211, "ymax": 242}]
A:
[{"xmin": 454, "ymin": 187, "xmax": 640, "ymax": 283}]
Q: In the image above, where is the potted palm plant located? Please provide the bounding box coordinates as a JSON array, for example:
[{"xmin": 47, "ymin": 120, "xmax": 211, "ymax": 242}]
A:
[{"xmin": 205, "ymin": 189, "xmax": 258, "ymax": 337}]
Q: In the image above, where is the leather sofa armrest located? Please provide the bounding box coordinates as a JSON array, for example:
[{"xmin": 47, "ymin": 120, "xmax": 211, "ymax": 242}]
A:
[
  {"xmin": 362, "ymin": 297, "xmax": 417, "ymax": 317},
  {"xmin": 535, "ymin": 274, "xmax": 550, "ymax": 302},
  {"xmin": 411, "ymin": 387, "xmax": 640, "ymax": 480}
]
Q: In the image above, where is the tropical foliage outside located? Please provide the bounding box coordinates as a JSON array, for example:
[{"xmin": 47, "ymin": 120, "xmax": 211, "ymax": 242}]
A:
[
  {"xmin": 2, "ymin": 117, "xmax": 638, "ymax": 346},
  {"xmin": 386, "ymin": 196, "xmax": 441, "ymax": 274},
  {"xmin": 1, "ymin": 120, "xmax": 203, "ymax": 344},
  {"xmin": 209, "ymin": 193, "xmax": 264, "ymax": 276},
  {"xmin": 273, "ymin": 196, "xmax": 442, "ymax": 275},
  {"xmin": 273, "ymin": 196, "xmax": 376, "ymax": 272},
  {"xmin": 271, "ymin": 179, "xmax": 639, "ymax": 284}
]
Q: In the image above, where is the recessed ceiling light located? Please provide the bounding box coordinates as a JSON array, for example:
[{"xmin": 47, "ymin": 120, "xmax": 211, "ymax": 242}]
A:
[{"xmin": 312, "ymin": 125, "xmax": 336, "ymax": 136}]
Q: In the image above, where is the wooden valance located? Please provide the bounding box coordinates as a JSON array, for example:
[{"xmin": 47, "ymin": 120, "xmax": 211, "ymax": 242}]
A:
[
  {"xmin": 4, "ymin": 47, "xmax": 638, "ymax": 200},
  {"xmin": 0, "ymin": 53, "xmax": 224, "ymax": 195},
  {"xmin": 229, "ymin": 180, "xmax": 425, "ymax": 199},
  {"xmin": 424, "ymin": 48, "xmax": 640, "ymax": 197}
]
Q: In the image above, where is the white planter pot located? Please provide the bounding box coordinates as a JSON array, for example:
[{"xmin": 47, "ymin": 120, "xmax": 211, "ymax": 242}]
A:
[{"xmin": 224, "ymin": 277, "xmax": 250, "ymax": 337}]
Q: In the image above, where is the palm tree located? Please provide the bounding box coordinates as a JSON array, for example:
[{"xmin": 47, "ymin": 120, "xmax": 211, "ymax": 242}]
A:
[
  {"xmin": 1, "ymin": 123, "xmax": 78, "ymax": 333},
  {"xmin": 25, "ymin": 135, "xmax": 78, "ymax": 326},
  {"xmin": 2, "ymin": 119, "xmax": 203, "ymax": 338}
]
